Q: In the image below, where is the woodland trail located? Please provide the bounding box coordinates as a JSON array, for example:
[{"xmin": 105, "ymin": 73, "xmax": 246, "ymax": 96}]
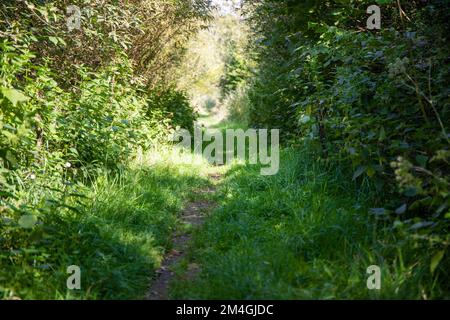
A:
[
  {"xmin": 2, "ymin": 0, "xmax": 447, "ymax": 302},
  {"xmin": 147, "ymin": 172, "xmax": 222, "ymax": 300}
]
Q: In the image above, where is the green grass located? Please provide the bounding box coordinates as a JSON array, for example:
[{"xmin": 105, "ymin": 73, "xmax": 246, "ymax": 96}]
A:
[
  {"xmin": 0, "ymin": 149, "xmax": 213, "ymax": 299},
  {"xmin": 2, "ymin": 134, "xmax": 448, "ymax": 299},
  {"xmin": 171, "ymin": 145, "xmax": 449, "ymax": 299}
]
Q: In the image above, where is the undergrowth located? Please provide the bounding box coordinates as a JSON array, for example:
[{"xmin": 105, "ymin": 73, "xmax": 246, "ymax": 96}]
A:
[
  {"xmin": 0, "ymin": 150, "xmax": 212, "ymax": 299},
  {"xmin": 171, "ymin": 145, "xmax": 449, "ymax": 299}
]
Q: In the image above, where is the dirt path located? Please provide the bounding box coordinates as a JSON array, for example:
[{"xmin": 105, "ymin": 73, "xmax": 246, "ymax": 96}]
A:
[{"xmin": 146, "ymin": 173, "xmax": 221, "ymax": 300}]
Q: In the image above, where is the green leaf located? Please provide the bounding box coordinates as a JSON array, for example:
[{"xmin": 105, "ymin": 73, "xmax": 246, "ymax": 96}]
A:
[
  {"xmin": 395, "ymin": 204, "xmax": 407, "ymax": 215},
  {"xmin": 352, "ymin": 166, "xmax": 365, "ymax": 180},
  {"xmin": 1, "ymin": 87, "xmax": 29, "ymax": 106},
  {"xmin": 376, "ymin": 0, "xmax": 394, "ymax": 4},
  {"xmin": 18, "ymin": 215, "xmax": 38, "ymax": 229},
  {"xmin": 370, "ymin": 208, "xmax": 386, "ymax": 216},
  {"xmin": 415, "ymin": 155, "xmax": 428, "ymax": 168},
  {"xmin": 430, "ymin": 250, "xmax": 445, "ymax": 274},
  {"xmin": 366, "ymin": 166, "xmax": 375, "ymax": 177},
  {"xmin": 57, "ymin": 37, "xmax": 67, "ymax": 46},
  {"xmin": 0, "ymin": 174, "xmax": 10, "ymax": 187},
  {"xmin": 410, "ymin": 221, "xmax": 433, "ymax": 230},
  {"xmin": 404, "ymin": 187, "xmax": 419, "ymax": 197},
  {"xmin": 48, "ymin": 36, "xmax": 58, "ymax": 46},
  {"xmin": 2, "ymin": 130, "xmax": 19, "ymax": 145},
  {"xmin": 5, "ymin": 151, "xmax": 18, "ymax": 166},
  {"xmin": 379, "ymin": 127, "xmax": 386, "ymax": 141}
]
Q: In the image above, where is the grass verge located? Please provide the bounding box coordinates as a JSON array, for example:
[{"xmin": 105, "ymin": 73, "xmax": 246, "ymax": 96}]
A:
[
  {"xmin": 171, "ymin": 146, "xmax": 449, "ymax": 299},
  {"xmin": 0, "ymin": 149, "xmax": 212, "ymax": 299}
]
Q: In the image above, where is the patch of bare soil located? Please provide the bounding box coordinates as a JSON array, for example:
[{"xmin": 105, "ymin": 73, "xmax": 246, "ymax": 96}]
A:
[{"xmin": 146, "ymin": 174, "xmax": 220, "ymax": 300}]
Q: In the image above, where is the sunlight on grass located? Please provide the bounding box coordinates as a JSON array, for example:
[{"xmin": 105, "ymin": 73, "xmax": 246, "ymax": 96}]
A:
[
  {"xmin": 170, "ymin": 146, "xmax": 446, "ymax": 299},
  {"xmin": 0, "ymin": 147, "xmax": 216, "ymax": 299}
]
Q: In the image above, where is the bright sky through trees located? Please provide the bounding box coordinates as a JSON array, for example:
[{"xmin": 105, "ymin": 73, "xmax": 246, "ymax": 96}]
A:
[{"xmin": 211, "ymin": 0, "xmax": 241, "ymax": 15}]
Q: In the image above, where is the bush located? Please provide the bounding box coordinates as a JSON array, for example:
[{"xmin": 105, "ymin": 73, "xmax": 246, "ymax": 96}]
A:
[
  {"xmin": 242, "ymin": 0, "xmax": 449, "ymax": 278},
  {"xmin": 0, "ymin": 0, "xmax": 210, "ymax": 299},
  {"xmin": 146, "ymin": 87, "xmax": 197, "ymax": 133}
]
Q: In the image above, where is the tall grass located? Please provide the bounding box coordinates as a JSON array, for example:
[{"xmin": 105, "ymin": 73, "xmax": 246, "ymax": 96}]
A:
[
  {"xmin": 0, "ymin": 149, "xmax": 212, "ymax": 299},
  {"xmin": 171, "ymin": 145, "xmax": 449, "ymax": 299}
]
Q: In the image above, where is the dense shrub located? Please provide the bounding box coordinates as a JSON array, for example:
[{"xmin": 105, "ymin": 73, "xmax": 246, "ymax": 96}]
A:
[
  {"xmin": 241, "ymin": 0, "xmax": 449, "ymax": 273},
  {"xmin": 147, "ymin": 86, "xmax": 197, "ymax": 133},
  {"xmin": 0, "ymin": 0, "xmax": 209, "ymax": 183}
]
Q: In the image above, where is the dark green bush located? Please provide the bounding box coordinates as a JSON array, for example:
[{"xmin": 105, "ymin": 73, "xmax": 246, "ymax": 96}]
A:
[
  {"xmin": 242, "ymin": 0, "xmax": 449, "ymax": 274},
  {"xmin": 146, "ymin": 86, "xmax": 197, "ymax": 133}
]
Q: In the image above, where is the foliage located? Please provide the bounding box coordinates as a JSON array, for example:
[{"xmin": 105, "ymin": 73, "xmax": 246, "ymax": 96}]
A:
[
  {"xmin": 219, "ymin": 39, "xmax": 252, "ymax": 97},
  {"xmin": 176, "ymin": 13, "xmax": 251, "ymax": 116},
  {"xmin": 172, "ymin": 147, "xmax": 450, "ymax": 299},
  {"xmin": 147, "ymin": 86, "xmax": 197, "ymax": 133},
  {"xmin": 239, "ymin": 0, "xmax": 449, "ymax": 277},
  {"xmin": 0, "ymin": 0, "xmax": 210, "ymax": 299},
  {"xmin": 0, "ymin": 152, "xmax": 211, "ymax": 299},
  {"xmin": 0, "ymin": 0, "xmax": 211, "ymax": 87},
  {"xmin": 2, "ymin": 0, "xmax": 449, "ymax": 300},
  {"xmin": 222, "ymin": 84, "xmax": 251, "ymax": 125}
]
